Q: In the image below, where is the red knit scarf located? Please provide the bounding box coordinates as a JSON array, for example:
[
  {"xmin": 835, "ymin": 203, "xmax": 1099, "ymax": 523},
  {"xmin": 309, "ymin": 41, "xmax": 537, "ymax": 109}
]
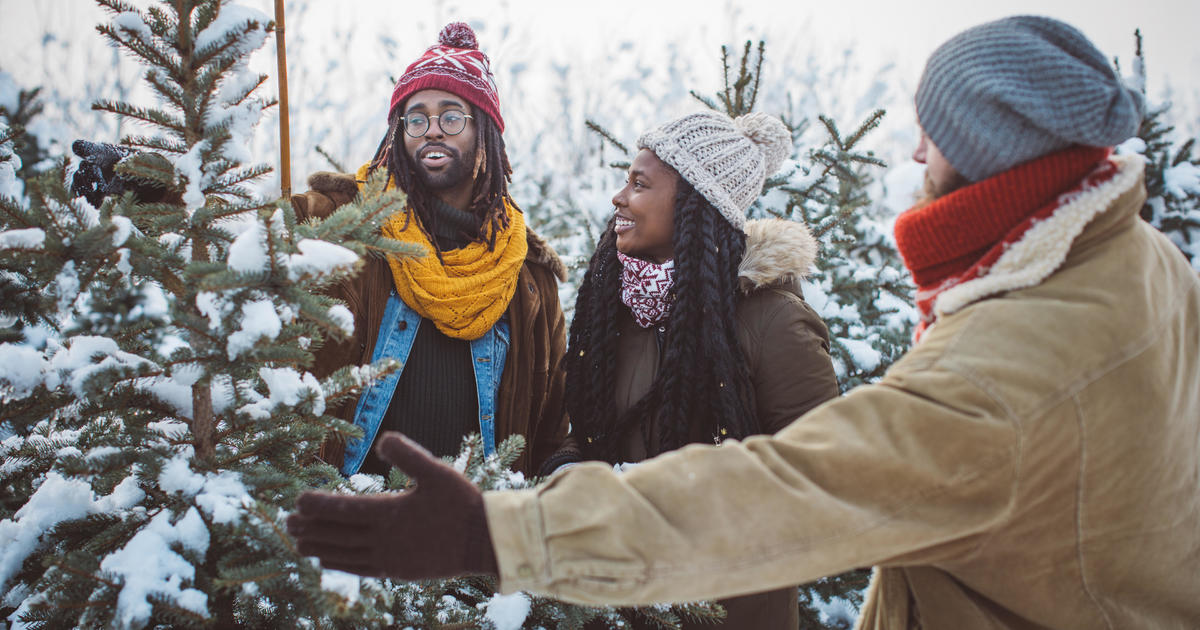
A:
[
  {"xmin": 894, "ymin": 146, "xmax": 1118, "ymax": 341},
  {"xmin": 617, "ymin": 251, "xmax": 676, "ymax": 328}
]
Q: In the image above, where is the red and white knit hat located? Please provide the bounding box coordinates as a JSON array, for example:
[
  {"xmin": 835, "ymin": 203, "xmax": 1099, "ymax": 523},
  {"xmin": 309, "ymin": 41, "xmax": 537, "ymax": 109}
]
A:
[{"xmin": 388, "ymin": 22, "xmax": 503, "ymax": 132}]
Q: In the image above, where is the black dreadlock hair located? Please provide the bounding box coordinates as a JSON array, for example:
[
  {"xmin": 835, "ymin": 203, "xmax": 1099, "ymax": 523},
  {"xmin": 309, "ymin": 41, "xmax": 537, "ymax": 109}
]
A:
[
  {"xmin": 564, "ymin": 180, "xmax": 758, "ymax": 463},
  {"xmin": 367, "ymin": 105, "xmax": 517, "ymax": 251}
]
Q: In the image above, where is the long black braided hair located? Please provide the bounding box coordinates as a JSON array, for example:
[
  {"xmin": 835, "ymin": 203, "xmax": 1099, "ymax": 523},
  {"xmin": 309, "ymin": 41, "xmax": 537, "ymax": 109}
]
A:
[
  {"xmin": 564, "ymin": 178, "xmax": 759, "ymax": 463},
  {"xmin": 367, "ymin": 105, "xmax": 517, "ymax": 251}
]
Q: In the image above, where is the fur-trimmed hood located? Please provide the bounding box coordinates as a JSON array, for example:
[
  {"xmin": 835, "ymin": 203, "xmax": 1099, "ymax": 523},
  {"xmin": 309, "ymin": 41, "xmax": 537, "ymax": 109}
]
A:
[{"xmin": 737, "ymin": 218, "xmax": 819, "ymax": 293}]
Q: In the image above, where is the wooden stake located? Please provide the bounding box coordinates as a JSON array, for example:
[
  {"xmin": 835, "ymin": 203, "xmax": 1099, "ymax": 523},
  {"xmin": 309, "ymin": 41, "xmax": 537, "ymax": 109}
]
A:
[{"xmin": 274, "ymin": 0, "xmax": 291, "ymax": 198}]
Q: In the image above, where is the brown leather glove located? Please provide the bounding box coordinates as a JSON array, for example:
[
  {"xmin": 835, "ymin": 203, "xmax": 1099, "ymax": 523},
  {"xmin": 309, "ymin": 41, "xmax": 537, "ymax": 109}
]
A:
[
  {"xmin": 291, "ymin": 171, "xmax": 360, "ymax": 221},
  {"xmin": 286, "ymin": 432, "xmax": 498, "ymax": 579}
]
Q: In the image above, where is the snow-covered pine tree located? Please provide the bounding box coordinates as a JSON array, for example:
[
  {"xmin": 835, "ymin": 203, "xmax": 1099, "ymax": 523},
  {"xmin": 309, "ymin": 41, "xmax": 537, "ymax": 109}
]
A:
[
  {"xmin": 589, "ymin": 40, "xmax": 903, "ymax": 629},
  {"xmin": 0, "ymin": 0, "xmax": 421, "ymax": 627},
  {"xmin": 0, "ymin": 74, "xmax": 50, "ymax": 189},
  {"xmin": 1119, "ymin": 30, "xmax": 1200, "ymax": 269},
  {"xmin": 1, "ymin": 3, "xmax": 721, "ymax": 628}
]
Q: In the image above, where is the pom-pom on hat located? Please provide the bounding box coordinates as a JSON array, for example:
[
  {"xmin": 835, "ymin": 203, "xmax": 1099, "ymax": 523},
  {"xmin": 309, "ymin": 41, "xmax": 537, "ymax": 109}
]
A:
[
  {"xmin": 389, "ymin": 22, "xmax": 503, "ymax": 132},
  {"xmin": 638, "ymin": 110, "xmax": 791, "ymax": 230},
  {"xmin": 916, "ymin": 15, "xmax": 1144, "ymax": 182}
]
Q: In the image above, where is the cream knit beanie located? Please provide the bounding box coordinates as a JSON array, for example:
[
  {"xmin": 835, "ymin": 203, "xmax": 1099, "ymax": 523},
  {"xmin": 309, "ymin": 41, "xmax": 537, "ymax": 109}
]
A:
[{"xmin": 637, "ymin": 110, "xmax": 791, "ymax": 230}]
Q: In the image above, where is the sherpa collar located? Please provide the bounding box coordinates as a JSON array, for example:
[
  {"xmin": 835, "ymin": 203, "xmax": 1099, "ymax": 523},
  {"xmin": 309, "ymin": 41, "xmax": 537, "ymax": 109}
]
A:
[
  {"xmin": 934, "ymin": 153, "xmax": 1143, "ymax": 317},
  {"xmin": 896, "ymin": 150, "xmax": 1144, "ymax": 340}
]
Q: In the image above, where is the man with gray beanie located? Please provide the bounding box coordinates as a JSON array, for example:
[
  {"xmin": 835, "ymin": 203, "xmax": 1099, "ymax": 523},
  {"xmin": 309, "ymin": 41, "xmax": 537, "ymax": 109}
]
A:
[{"xmin": 287, "ymin": 16, "xmax": 1200, "ymax": 629}]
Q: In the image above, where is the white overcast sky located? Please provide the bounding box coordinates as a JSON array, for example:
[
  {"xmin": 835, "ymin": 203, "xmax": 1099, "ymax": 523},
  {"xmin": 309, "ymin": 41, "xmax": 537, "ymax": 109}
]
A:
[
  {"xmin": 3, "ymin": 0, "xmax": 1197, "ymax": 96},
  {"xmin": 1, "ymin": 0, "xmax": 1197, "ymax": 175},
  {"xmin": 534, "ymin": 0, "xmax": 1198, "ymax": 99}
]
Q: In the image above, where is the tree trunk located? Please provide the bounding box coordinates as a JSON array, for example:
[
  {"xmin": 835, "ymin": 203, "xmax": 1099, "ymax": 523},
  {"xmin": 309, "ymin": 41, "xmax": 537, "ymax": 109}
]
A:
[{"xmin": 193, "ymin": 382, "xmax": 215, "ymax": 460}]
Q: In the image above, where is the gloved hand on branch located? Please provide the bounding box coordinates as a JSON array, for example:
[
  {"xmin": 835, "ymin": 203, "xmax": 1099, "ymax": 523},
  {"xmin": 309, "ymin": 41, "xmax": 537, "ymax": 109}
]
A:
[
  {"xmin": 286, "ymin": 432, "xmax": 498, "ymax": 580},
  {"xmin": 70, "ymin": 140, "xmax": 173, "ymax": 206},
  {"xmin": 70, "ymin": 140, "xmax": 137, "ymax": 207}
]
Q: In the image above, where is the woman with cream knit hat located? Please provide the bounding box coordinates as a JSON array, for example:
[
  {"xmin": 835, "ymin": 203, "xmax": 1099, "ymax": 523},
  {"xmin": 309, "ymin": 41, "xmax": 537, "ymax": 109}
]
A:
[{"xmin": 544, "ymin": 110, "xmax": 841, "ymax": 629}]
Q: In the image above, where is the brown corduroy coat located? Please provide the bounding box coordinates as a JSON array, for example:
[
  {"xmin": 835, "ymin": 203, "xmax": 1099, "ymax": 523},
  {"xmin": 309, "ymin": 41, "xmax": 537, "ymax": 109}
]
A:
[
  {"xmin": 291, "ymin": 171, "xmax": 570, "ymax": 476},
  {"xmin": 484, "ymin": 155, "xmax": 1200, "ymax": 629}
]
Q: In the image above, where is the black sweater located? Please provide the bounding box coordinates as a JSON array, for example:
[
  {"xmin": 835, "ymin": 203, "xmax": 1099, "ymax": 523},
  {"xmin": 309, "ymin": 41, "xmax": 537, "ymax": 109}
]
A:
[{"xmin": 360, "ymin": 199, "xmax": 486, "ymax": 474}]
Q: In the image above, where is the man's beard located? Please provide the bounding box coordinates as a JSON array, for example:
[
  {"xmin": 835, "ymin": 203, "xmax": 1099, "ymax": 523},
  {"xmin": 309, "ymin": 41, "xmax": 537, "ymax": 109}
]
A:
[
  {"xmin": 915, "ymin": 169, "xmax": 970, "ymax": 207},
  {"xmin": 413, "ymin": 144, "xmax": 472, "ymax": 191}
]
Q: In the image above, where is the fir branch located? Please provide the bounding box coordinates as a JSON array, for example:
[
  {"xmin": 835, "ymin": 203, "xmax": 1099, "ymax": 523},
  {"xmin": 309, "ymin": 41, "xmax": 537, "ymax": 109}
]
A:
[
  {"xmin": 144, "ymin": 68, "xmax": 187, "ymax": 111},
  {"xmin": 122, "ymin": 135, "xmax": 188, "ymax": 154},
  {"xmin": 212, "ymin": 569, "xmax": 288, "ymax": 590},
  {"xmin": 585, "ymin": 120, "xmax": 631, "ymax": 156},
  {"xmin": 315, "ymin": 145, "xmax": 346, "ymax": 172},
  {"xmin": 688, "ymin": 89, "xmax": 720, "ymax": 111},
  {"xmin": 92, "ymin": 100, "xmax": 187, "ymax": 135},
  {"xmin": 845, "ymin": 109, "xmax": 886, "ymax": 149},
  {"xmin": 47, "ymin": 558, "xmax": 121, "ymax": 590},
  {"xmin": 719, "ymin": 44, "xmax": 732, "ymax": 112},
  {"xmin": 747, "ymin": 41, "xmax": 765, "ymax": 113},
  {"xmin": 247, "ymin": 501, "xmax": 298, "ymax": 555}
]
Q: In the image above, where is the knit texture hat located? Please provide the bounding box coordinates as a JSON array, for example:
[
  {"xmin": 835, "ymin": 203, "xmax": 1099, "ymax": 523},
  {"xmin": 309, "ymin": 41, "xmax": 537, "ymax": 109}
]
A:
[
  {"xmin": 638, "ymin": 111, "xmax": 790, "ymax": 230},
  {"xmin": 389, "ymin": 22, "xmax": 503, "ymax": 132},
  {"xmin": 916, "ymin": 15, "xmax": 1143, "ymax": 182}
]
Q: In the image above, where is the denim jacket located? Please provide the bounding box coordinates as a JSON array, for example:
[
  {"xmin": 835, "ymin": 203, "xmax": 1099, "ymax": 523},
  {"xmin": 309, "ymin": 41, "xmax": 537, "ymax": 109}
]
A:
[{"xmin": 340, "ymin": 289, "xmax": 510, "ymax": 476}]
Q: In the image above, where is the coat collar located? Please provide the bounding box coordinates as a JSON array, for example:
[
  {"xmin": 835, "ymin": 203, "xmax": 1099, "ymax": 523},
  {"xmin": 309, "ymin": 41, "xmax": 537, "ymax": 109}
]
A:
[
  {"xmin": 524, "ymin": 226, "xmax": 567, "ymax": 282},
  {"xmin": 738, "ymin": 218, "xmax": 818, "ymax": 293},
  {"xmin": 934, "ymin": 153, "xmax": 1145, "ymax": 319}
]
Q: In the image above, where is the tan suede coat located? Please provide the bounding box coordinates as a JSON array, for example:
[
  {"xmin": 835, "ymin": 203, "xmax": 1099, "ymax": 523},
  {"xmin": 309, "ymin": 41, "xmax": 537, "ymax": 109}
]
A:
[
  {"xmin": 484, "ymin": 155, "xmax": 1200, "ymax": 629},
  {"xmin": 291, "ymin": 172, "xmax": 570, "ymax": 475}
]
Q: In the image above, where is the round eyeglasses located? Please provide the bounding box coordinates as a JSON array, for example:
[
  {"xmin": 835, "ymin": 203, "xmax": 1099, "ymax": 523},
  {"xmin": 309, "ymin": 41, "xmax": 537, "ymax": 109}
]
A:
[{"xmin": 402, "ymin": 110, "xmax": 474, "ymax": 137}]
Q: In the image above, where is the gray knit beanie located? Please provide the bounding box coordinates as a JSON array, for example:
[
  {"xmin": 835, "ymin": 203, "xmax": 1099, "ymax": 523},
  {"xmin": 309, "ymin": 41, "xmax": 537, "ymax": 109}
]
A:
[
  {"xmin": 916, "ymin": 15, "xmax": 1144, "ymax": 182},
  {"xmin": 637, "ymin": 110, "xmax": 791, "ymax": 230}
]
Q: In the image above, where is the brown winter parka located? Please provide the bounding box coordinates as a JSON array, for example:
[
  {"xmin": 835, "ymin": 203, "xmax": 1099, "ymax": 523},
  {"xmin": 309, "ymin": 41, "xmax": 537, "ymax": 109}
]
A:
[
  {"xmin": 566, "ymin": 218, "xmax": 841, "ymax": 629},
  {"xmin": 609, "ymin": 217, "xmax": 841, "ymax": 461},
  {"xmin": 484, "ymin": 155, "xmax": 1200, "ymax": 629},
  {"xmin": 290, "ymin": 171, "xmax": 570, "ymax": 476}
]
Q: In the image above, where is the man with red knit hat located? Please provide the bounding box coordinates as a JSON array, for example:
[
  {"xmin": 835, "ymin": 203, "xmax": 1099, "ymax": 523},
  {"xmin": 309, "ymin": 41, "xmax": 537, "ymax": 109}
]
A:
[
  {"xmin": 289, "ymin": 22, "xmax": 569, "ymax": 478},
  {"xmin": 289, "ymin": 16, "xmax": 1200, "ymax": 629}
]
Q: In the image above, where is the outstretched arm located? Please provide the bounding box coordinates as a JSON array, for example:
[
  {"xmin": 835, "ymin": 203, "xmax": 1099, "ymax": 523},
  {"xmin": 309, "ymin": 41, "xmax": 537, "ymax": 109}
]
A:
[
  {"xmin": 289, "ymin": 361, "xmax": 1016, "ymax": 606},
  {"xmin": 486, "ymin": 364, "xmax": 1017, "ymax": 606}
]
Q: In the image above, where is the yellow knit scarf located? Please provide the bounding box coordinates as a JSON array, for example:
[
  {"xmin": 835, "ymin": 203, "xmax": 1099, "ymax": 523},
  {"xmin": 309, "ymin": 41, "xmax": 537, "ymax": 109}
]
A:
[{"xmin": 359, "ymin": 164, "xmax": 528, "ymax": 341}]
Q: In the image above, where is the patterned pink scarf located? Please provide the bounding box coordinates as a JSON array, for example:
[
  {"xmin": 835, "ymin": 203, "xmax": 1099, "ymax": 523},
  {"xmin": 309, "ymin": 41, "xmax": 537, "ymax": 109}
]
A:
[{"xmin": 617, "ymin": 251, "xmax": 676, "ymax": 328}]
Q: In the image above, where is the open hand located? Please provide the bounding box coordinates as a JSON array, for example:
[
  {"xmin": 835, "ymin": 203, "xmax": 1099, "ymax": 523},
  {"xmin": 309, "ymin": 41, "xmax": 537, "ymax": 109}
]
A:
[{"xmin": 286, "ymin": 432, "xmax": 497, "ymax": 579}]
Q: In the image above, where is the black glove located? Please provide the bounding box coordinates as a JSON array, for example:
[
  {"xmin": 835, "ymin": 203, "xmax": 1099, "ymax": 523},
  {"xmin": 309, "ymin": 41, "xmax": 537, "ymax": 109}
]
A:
[
  {"xmin": 286, "ymin": 432, "xmax": 498, "ymax": 579},
  {"xmin": 71, "ymin": 140, "xmax": 137, "ymax": 207}
]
